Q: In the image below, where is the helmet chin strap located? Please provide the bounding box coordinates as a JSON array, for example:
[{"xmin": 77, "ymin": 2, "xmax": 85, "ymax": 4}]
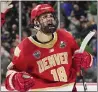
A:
[{"xmin": 34, "ymin": 26, "xmax": 40, "ymax": 31}]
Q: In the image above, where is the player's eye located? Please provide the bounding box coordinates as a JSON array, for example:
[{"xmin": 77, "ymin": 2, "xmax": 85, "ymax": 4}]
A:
[
  {"xmin": 50, "ymin": 14, "xmax": 53, "ymax": 18},
  {"xmin": 42, "ymin": 15, "xmax": 47, "ymax": 19}
]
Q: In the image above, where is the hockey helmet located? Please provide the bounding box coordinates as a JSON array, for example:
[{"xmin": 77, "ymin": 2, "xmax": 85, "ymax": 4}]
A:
[{"xmin": 31, "ymin": 4, "xmax": 55, "ymax": 21}]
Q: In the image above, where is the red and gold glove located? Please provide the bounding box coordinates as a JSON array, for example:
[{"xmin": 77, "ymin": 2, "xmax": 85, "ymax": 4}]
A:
[
  {"xmin": 72, "ymin": 51, "xmax": 93, "ymax": 73},
  {"xmin": 5, "ymin": 71, "xmax": 35, "ymax": 91}
]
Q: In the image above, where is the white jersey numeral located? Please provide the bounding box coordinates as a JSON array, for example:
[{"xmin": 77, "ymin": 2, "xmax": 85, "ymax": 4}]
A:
[{"xmin": 51, "ymin": 66, "xmax": 67, "ymax": 82}]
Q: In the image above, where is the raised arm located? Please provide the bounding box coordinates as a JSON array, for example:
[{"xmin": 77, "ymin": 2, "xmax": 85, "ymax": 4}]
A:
[{"xmin": 1, "ymin": 0, "xmax": 13, "ymax": 26}]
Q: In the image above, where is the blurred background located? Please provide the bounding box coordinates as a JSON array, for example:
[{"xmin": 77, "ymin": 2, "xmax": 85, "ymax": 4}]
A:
[{"xmin": 1, "ymin": 1, "xmax": 97, "ymax": 85}]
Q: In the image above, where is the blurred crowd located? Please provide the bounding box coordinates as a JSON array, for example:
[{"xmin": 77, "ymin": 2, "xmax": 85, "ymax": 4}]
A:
[{"xmin": 1, "ymin": 1, "xmax": 97, "ymax": 84}]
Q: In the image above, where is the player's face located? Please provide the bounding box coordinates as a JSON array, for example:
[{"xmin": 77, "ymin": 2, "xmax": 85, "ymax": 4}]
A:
[
  {"xmin": 39, "ymin": 13, "xmax": 55, "ymax": 26},
  {"xmin": 38, "ymin": 13, "xmax": 58, "ymax": 34}
]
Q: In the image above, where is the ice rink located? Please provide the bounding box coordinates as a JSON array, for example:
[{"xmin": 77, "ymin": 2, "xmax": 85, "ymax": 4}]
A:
[{"xmin": 1, "ymin": 83, "xmax": 97, "ymax": 91}]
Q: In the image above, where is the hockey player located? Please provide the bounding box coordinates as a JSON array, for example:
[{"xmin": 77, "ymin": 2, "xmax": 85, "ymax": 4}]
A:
[
  {"xmin": 1, "ymin": 0, "xmax": 13, "ymax": 27},
  {"xmin": 5, "ymin": 4, "xmax": 93, "ymax": 92}
]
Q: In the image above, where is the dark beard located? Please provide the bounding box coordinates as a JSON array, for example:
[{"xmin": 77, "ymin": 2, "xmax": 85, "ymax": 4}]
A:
[
  {"xmin": 41, "ymin": 24, "xmax": 57, "ymax": 34},
  {"xmin": 38, "ymin": 14, "xmax": 58, "ymax": 34}
]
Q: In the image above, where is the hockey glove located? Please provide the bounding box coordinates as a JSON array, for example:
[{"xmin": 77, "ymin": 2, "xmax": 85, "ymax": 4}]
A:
[
  {"xmin": 1, "ymin": 0, "xmax": 13, "ymax": 13},
  {"xmin": 73, "ymin": 51, "xmax": 92, "ymax": 72},
  {"xmin": 5, "ymin": 71, "xmax": 35, "ymax": 91}
]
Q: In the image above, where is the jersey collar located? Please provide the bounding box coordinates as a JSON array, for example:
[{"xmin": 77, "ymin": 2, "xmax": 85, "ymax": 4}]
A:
[{"xmin": 28, "ymin": 32, "xmax": 57, "ymax": 48}]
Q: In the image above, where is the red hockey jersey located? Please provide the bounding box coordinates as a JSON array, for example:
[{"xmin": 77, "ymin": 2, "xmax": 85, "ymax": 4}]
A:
[{"xmin": 7, "ymin": 29, "xmax": 79, "ymax": 90}]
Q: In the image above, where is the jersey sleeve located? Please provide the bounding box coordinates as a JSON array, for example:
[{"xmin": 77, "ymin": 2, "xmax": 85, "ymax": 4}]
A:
[
  {"xmin": 4, "ymin": 45, "xmax": 22, "ymax": 90},
  {"xmin": 12, "ymin": 43, "xmax": 29, "ymax": 71},
  {"xmin": 70, "ymin": 36, "xmax": 79, "ymax": 55},
  {"xmin": 5, "ymin": 40, "xmax": 29, "ymax": 90},
  {"xmin": 7, "ymin": 39, "xmax": 29, "ymax": 72}
]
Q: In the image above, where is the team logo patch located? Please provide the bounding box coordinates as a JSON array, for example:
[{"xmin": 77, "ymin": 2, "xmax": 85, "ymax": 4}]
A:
[
  {"xmin": 33, "ymin": 50, "xmax": 41, "ymax": 59},
  {"xmin": 60, "ymin": 41, "xmax": 66, "ymax": 48}
]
